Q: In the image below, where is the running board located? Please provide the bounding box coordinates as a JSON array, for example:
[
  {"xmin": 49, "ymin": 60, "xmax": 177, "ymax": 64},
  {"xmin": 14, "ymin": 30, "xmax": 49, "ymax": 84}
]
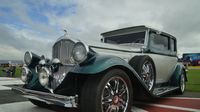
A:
[{"xmin": 153, "ymin": 86, "xmax": 179, "ymax": 96}]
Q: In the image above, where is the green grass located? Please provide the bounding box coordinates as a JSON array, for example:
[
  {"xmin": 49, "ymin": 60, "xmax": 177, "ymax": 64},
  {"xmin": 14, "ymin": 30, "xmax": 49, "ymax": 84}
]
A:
[
  {"xmin": 186, "ymin": 69, "xmax": 200, "ymax": 92},
  {"xmin": 0, "ymin": 66, "xmax": 21, "ymax": 77},
  {"xmin": 0, "ymin": 67, "xmax": 3, "ymax": 76},
  {"xmin": 15, "ymin": 67, "xmax": 22, "ymax": 77}
]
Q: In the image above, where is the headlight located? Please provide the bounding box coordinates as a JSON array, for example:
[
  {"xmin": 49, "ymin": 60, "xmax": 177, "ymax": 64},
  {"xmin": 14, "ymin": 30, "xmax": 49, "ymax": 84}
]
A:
[
  {"xmin": 24, "ymin": 51, "xmax": 41, "ymax": 67},
  {"xmin": 35, "ymin": 59, "xmax": 46, "ymax": 73},
  {"xmin": 72, "ymin": 42, "xmax": 88, "ymax": 63},
  {"xmin": 21, "ymin": 67, "xmax": 31, "ymax": 83},
  {"xmin": 24, "ymin": 51, "xmax": 32, "ymax": 66},
  {"xmin": 38, "ymin": 67, "xmax": 50, "ymax": 87},
  {"xmin": 39, "ymin": 59, "xmax": 46, "ymax": 65},
  {"xmin": 50, "ymin": 58, "xmax": 61, "ymax": 72}
]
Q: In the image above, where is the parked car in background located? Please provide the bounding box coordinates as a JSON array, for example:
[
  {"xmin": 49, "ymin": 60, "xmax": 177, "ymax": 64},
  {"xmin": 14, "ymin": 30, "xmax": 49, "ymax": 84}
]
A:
[{"xmin": 12, "ymin": 25, "xmax": 187, "ymax": 112}]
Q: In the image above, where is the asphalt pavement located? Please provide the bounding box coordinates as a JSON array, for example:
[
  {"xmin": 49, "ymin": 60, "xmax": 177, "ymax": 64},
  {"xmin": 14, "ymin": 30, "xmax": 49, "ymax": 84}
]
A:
[{"xmin": 0, "ymin": 77, "xmax": 200, "ymax": 112}]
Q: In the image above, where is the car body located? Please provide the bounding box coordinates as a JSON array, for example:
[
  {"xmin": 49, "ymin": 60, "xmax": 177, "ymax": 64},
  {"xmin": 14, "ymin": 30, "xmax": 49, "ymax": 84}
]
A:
[{"xmin": 12, "ymin": 25, "xmax": 187, "ymax": 112}]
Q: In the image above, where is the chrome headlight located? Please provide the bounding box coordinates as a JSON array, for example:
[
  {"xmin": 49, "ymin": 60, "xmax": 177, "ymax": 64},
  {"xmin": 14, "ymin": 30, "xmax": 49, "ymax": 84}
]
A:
[
  {"xmin": 39, "ymin": 59, "xmax": 46, "ymax": 65},
  {"xmin": 50, "ymin": 58, "xmax": 61, "ymax": 72},
  {"xmin": 24, "ymin": 51, "xmax": 41, "ymax": 67},
  {"xmin": 72, "ymin": 42, "xmax": 88, "ymax": 63},
  {"xmin": 21, "ymin": 67, "xmax": 31, "ymax": 83},
  {"xmin": 35, "ymin": 59, "xmax": 47, "ymax": 73},
  {"xmin": 24, "ymin": 51, "xmax": 32, "ymax": 66},
  {"xmin": 38, "ymin": 67, "xmax": 50, "ymax": 87}
]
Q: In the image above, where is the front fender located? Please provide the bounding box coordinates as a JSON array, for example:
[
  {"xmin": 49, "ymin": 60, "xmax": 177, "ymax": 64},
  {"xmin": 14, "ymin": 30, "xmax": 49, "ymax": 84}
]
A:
[
  {"xmin": 72, "ymin": 54, "xmax": 155, "ymax": 97},
  {"xmin": 72, "ymin": 55, "xmax": 134, "ymax": 74}
]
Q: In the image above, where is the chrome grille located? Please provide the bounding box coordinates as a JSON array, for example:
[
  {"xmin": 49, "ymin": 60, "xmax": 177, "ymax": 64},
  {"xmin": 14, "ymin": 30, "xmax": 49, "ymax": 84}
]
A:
[{"xmin": 53, "ymin": 39, "xmax": 75, "ymax": 64}]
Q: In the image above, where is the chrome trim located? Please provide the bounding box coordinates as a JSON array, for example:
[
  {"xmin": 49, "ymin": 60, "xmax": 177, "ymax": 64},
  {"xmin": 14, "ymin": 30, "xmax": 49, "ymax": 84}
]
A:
[
  {"xmin": 62, "ymin": 64, "xmax": 76, "ymax": 66},
  {"xmin": 12, "ymin": 86, "xmax": 78, "ymax": 108},
  {"xmin": 52, "ymin": 58, "xmax": 61, "ymax": 64}
]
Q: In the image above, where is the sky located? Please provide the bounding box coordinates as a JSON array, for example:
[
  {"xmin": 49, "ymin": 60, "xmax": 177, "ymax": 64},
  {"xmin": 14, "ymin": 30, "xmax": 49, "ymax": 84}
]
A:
[{"xmin": 0, "ymin": 0, "xmax": 200, "ymax": 60}]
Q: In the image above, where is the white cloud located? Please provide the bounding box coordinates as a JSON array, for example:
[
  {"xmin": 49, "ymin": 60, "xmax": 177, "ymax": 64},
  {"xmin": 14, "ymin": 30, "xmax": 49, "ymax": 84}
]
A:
[
  {"xmin": 0, "ymin": 24, "xmax": 54, "ymax": 59},
  {"xmin": 0, "ymin": 44, "xmax": 23, "ymax": 60},
  {"xmin": 0, "ymin": 0, "xmax": 200, "ymax": 60}
]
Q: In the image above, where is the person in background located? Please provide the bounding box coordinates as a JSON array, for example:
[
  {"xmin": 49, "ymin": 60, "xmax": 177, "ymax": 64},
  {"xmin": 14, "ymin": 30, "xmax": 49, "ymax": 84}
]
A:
[{"xmin": 11, "ymin": 66, "xmax": 16, "ymax": 77}]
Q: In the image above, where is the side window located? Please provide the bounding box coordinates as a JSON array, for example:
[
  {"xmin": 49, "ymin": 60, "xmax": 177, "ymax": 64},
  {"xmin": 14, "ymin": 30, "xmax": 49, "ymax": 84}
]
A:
[
  {"xmin": 170, "ymin": 38, "xmax": 176, "ymax": 52},
  {"xmin": 149, "ymin": 33, "xmax": 170, "ymax": 55},
  {"xmin": 170, "ymin": 38, "xmax": 177, "ymax": 55}
]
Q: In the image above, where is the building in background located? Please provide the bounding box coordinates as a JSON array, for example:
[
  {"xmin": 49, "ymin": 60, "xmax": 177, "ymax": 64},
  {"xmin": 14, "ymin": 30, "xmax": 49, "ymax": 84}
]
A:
[{"xmin": 182, "ymin": 53, "xmax": 200, "ymax": 66}]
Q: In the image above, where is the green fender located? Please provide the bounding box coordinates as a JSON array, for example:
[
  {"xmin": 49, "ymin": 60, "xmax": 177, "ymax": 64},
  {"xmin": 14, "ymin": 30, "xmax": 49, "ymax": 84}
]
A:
[
  {"xmin": 72, "ymin": 54, "xmax": 136, "ymax": 75},
  {"xmin": 170, "ymin": 63, "xmax": 186, "ymax": 86},
  {"xmin": 72, "ymin": 54, "xmax": 155, "ymax": 97}
]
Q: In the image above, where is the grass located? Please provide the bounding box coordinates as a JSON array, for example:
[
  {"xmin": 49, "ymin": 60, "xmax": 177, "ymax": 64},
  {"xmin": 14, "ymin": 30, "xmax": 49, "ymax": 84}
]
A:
[
  {"xmin": 15, "ymin": 67, "xmax": 22, "ymax": 77},
  {"xmin": 186, "ymin": 68, "xmax": 200, "ymax": 92},
  {"xmin": 0, "ymin": 66, "xmax": 21, "ymax": 77},
  {"xmin": 0, "ymin": 67, "xmax": 3, "ymax": 76}
]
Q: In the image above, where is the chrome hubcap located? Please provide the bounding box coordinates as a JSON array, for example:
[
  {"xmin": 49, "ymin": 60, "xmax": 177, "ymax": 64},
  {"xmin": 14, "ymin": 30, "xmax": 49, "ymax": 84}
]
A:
[
  {"xmin": 141, "ymin": 61, "xmax": 154, "ymax": 90},
  {"xmin": 180, "ymin": 75, "xmax": 185, "ymax": 92},
  {"xmin": 101, "ymin": 77, "xmax": 129, "ymax": 112}
]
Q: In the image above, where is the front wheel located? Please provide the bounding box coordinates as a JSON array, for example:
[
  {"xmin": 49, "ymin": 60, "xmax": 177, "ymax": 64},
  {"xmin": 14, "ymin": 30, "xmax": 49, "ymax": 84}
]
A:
[{"xmin": 80, "ymin": 69, "xmax": 133, "ymax": 112}]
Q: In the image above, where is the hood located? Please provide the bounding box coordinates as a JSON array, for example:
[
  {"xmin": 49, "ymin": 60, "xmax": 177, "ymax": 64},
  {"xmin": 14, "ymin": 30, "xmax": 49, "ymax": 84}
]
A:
[{"xmin": 84, "ymin": 40, "xmax": 143, "ymax": 53}]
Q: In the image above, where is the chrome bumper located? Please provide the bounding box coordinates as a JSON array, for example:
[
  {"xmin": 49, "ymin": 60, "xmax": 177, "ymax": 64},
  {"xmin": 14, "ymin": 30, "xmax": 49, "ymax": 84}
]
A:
[{"xmin": 12, "ymin": 86, "xmax": 78, "ymax": 108}]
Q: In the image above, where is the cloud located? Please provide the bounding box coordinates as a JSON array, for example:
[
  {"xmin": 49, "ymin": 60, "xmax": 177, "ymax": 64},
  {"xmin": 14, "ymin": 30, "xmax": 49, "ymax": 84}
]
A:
[
  {"xmin": 0, "ymin": 24, "xmax": 53, "ymax": 60},
  {"xmin": 0, "ymin": 0, "xmax": 200, "ymax": 60}
]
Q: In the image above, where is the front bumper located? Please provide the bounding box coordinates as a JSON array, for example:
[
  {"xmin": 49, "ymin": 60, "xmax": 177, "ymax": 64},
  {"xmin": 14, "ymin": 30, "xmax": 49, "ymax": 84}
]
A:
[{"xmin": 12, "ymin": 85, "xmax": 78, "ymax": 108}]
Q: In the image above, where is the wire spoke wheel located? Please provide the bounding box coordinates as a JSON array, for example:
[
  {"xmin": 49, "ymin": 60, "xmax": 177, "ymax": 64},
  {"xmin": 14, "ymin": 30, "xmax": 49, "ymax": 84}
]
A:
[
  {"xmin": 180, "ymin": 74, "xmax": 185, "ymax": 93},
  {"xmin": 176, "ymin": 71, "xmax": 186, "ymax": 95},
  {"xmin": 80, "ymin": 69, "xmax": 132, "ymax": 112},
  {"xmin": 129, "ymin": 56, "xmax": 156, "ymax": 92},
  {"xmin": 101, "ymin": 77, "xmax": 129, "ymax": 112},
  {"xmin": 141, "ymin": 61, "xmax": 155, "ymax": 91}
]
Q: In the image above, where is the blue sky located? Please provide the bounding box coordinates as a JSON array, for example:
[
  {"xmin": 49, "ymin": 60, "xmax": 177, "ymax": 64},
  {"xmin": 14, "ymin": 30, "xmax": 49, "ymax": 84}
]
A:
[
  {"xmin": 0, "ymin": 0, "xmax": 200, "ymax": 60},
  {"xmin": 0, "ymin": 0, "xmax": 76, "ymax": 37}
]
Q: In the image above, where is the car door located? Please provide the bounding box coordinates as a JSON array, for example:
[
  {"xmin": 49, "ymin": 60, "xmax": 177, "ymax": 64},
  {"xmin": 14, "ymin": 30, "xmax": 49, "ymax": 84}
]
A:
[{"xmin": 148, "ymin": 32, "xmax": 177, "ymax": 83}]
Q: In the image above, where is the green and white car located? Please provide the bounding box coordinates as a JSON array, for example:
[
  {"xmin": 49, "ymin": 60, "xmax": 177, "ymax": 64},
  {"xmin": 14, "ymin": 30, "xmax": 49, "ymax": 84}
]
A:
[{"xmin": 13, "ymin": 25, "xmax": 187, "ymax": 112}]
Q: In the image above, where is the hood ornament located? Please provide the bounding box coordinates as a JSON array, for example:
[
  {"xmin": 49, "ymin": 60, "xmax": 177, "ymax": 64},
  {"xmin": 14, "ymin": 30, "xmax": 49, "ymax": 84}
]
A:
[{"xmin": 64, "ymin": 29, "xmax": 68, "ymax": 36}]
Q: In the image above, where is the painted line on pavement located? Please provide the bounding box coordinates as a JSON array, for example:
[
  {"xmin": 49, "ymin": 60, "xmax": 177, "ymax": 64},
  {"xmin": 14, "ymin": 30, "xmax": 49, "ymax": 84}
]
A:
[
  {"xmin": 131, "ymin": 106, "xmax": 148, "ymax": 112},
  {"xmin": 134, "ymin": 101, "xmax": 200, "ymax": 112},
  {"xmin": 164, "ymin": 97, "xmax": 200, "ymax": 100}
]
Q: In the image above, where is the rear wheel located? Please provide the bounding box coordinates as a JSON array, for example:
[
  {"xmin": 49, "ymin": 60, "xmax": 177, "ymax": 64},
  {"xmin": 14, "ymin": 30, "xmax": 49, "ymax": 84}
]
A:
[
  {"xmin": 129, "ymin": 56, "xmax": 156, "ymax": 92},
  {"xmin": 176, "ymin": 73, "xmax": 186, "ymax": 94},
  {"xmin": 80, "ymin": 69, "xmax": 133, "ymax": 112}
]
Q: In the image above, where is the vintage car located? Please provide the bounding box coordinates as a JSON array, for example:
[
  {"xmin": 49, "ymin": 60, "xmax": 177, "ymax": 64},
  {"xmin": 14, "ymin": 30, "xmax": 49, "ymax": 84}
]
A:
[{"xmin": 12, "ymin": 25, "xmax": 187, "ymax": 112}]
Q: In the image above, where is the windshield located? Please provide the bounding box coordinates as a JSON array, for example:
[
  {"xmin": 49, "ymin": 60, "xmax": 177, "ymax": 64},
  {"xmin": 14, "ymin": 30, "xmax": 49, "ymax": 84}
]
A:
[{"xmin": 104, "ymin": 31, "xmax": 145, "ymax": 45}]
